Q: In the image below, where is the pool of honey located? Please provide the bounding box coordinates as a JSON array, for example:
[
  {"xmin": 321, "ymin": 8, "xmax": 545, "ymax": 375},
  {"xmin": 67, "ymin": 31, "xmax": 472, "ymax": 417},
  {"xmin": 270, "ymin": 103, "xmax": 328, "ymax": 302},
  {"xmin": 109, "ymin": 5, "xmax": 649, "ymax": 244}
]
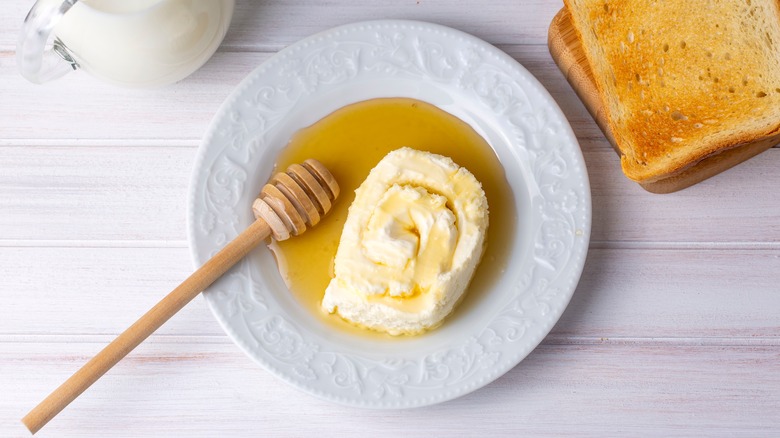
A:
[{"xmin": 270, "ymin": 97, "xmax": 516, "ymax": 339}]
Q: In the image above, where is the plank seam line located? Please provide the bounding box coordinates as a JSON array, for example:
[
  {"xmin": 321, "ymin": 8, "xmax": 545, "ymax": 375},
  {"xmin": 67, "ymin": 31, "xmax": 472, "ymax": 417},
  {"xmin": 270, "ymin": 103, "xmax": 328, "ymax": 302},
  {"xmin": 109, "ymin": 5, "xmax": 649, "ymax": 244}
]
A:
[
  {"xmin": 543, "ymin": 335, "xmax": 780, "ymax": 347},
  {"xmin": 590, "ymin": 241, "xmax": 780, "ymax": 250},
  {"xmin": 1, "ymin": 334, "xmax": 777, "ymax": 347},
  {"xmin": 0, "ymin": 139, "xmax": 200, "ymax": 147},
  {"xmin": 2, "ymin": 240, "xmax": 778, "ymax": 250},
  {"xmin": 0, "ymin": 240, "xmax": 189, "ymax": 248}
]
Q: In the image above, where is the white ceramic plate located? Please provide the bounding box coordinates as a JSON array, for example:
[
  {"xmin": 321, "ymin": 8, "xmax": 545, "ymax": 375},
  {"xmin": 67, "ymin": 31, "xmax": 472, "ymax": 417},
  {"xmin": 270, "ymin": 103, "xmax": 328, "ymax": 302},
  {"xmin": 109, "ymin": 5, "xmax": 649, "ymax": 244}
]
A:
[{"xmin": 187, "ymin": 20, "xmax": 591, "ymax": 408}]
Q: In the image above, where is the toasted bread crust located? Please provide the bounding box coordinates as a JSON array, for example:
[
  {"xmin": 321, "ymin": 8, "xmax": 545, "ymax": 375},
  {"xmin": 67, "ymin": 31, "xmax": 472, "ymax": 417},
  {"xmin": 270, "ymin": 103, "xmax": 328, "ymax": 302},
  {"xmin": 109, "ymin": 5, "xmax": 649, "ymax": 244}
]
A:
[{"xmin": 564, "ymin": 0, "xmax": 780, "ymax": 182}]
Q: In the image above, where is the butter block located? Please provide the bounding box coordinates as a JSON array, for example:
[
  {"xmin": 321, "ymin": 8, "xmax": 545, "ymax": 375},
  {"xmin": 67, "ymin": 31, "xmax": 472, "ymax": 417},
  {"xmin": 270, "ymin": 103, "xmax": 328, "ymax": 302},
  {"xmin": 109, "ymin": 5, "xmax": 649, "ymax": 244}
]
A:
[{"xmin": 322, "ymin": 147, "xmax": 489, "ymax": 335}]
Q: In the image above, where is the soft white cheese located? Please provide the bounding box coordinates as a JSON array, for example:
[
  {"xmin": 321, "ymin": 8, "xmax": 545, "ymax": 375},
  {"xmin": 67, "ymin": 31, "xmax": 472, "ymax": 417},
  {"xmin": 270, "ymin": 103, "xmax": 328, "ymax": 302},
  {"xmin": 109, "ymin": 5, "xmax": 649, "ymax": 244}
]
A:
[{"xmin": 321, "ymin": 147, "xmax": 489, "ymax": 335}]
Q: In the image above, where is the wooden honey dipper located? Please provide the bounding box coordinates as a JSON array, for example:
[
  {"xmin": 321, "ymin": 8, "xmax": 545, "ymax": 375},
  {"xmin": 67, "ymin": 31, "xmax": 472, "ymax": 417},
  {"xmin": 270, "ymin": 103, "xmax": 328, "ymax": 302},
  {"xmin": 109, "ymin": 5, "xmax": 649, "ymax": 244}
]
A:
[{"xmin": 22, "ymin": 160, "xmax": 339, "ymax": 435}]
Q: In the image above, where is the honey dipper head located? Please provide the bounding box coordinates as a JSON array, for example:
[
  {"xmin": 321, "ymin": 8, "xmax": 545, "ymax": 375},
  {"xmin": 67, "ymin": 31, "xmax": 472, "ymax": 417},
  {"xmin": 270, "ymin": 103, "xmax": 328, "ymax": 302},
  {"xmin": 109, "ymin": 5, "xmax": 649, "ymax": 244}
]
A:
[{"xmin": 252, "ymin": 159, "xmax": 339, "ymax": 241}]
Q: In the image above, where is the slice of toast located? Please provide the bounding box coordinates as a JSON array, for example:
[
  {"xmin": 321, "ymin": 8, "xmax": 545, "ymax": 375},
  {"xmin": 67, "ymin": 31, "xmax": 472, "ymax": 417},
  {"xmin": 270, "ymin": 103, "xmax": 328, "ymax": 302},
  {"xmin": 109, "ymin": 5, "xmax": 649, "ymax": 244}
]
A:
[{"xmin": 563, "ymin": 0, "xmax": 780, "ymax": 183}]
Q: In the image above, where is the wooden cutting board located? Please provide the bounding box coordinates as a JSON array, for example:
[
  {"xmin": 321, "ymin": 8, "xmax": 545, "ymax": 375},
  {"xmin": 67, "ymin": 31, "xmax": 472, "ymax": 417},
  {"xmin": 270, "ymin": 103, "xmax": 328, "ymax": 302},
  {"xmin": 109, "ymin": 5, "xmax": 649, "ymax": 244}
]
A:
[{"xmin": 548, "ymin": 8, "xmax": 780, "ymax": 193}]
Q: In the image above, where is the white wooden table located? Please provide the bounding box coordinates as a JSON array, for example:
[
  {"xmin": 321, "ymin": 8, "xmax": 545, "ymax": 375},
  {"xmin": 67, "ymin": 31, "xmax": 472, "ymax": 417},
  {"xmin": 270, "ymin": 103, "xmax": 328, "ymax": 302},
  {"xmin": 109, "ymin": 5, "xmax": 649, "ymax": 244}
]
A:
[{"xmin": 2, "ymin": 1, "xmax": 779, "ymax": 436}]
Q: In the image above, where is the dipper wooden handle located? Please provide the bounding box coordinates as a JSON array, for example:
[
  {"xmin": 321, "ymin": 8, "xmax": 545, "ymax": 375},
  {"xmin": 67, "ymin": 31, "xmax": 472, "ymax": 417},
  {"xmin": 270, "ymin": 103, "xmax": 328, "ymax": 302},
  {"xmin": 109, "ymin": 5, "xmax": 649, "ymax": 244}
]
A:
[{"xmin": 21, "ymin": 159, "xmax": 339, "ymax": 435}]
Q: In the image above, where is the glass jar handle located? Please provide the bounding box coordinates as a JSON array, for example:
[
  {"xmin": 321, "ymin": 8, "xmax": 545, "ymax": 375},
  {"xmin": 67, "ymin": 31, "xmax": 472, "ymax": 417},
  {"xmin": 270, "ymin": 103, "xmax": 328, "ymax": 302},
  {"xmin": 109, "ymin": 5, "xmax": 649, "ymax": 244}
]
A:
[{"xmin": 17, "ymin": 0, "xmax": 80, "ymax": 84}]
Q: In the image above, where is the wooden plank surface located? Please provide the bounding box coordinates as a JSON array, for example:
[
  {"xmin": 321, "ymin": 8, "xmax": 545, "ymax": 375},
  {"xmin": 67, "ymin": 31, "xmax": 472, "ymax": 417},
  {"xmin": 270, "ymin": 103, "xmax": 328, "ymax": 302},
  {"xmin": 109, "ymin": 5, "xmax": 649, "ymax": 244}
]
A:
[
  {"xmin": 2, "ymin": 341, "xmax": 778, "ymax": 437},
  {"xmin": 1, "ymin": 45, "xmax": 772, "ymax": 146},
  {"xmin": 2, "ymin": 246, "xmax": 778, "ymax": 340},
  {"xmin": 0, "ymin": 47, "xmax": 609, "ymax": 142},
  {"xmin": 2, "ymin": 1, "xmax": 562, "ymax": 51},
  {"xmin": 2, "ymin": 0, "xmax": 778, "ymax": 436},
  {"xmin": 2, "ymin": 145, "xmax": 778, "ymax": 243}
]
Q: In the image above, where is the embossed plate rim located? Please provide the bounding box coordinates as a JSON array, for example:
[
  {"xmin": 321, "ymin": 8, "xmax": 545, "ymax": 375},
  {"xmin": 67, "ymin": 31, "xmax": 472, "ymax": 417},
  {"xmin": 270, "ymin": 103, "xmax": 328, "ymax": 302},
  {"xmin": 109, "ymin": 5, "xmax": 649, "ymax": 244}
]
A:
[{"xmin": 187, "ymin": 19, "xmax": 591, "ymax": 408}]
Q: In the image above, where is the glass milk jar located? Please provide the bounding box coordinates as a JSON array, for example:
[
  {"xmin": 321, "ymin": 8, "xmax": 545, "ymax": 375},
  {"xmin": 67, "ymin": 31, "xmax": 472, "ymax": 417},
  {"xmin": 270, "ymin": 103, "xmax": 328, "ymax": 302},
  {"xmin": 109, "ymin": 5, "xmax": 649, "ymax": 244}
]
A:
[{"xmin": 18, "ymin": 0, "xmax": 235, "ymax": 87}]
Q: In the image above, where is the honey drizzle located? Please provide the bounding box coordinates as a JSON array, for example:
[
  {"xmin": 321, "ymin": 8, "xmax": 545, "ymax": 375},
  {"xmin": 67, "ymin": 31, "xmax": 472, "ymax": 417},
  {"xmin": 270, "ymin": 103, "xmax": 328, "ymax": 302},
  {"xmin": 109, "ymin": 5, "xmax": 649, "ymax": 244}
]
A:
[{"xmin": 270, "ymin": 98, "xmax": 516, "ymax": 339}]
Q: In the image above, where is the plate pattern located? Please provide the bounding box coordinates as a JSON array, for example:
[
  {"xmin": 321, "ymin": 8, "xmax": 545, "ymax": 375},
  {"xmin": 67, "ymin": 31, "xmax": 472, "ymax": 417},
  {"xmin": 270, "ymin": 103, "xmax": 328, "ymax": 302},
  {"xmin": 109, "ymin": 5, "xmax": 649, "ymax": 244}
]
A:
[{"xmin": 188, "ymin": 20, "xmax": 590, "ymax": 407}]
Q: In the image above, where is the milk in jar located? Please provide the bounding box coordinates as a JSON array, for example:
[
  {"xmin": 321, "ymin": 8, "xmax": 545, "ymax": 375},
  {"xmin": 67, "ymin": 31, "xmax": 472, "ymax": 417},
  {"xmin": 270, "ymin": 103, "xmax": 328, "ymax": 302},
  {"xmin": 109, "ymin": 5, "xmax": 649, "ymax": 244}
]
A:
[{"xmin": 53, "ymin": 0, "xmax": 234, "ymax": 87}]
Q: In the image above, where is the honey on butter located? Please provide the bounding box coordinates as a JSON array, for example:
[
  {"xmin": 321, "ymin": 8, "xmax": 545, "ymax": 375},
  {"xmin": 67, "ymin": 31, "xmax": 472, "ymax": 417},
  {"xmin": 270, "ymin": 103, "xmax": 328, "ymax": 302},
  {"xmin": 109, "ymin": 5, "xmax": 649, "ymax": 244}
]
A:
[
  {"xmin": 322, "ymin": 148, "xmax": 489, "ymax": 335},
  {"xmin": 269, "ymin": 98, "xmax": 515, "ymax": 338}
]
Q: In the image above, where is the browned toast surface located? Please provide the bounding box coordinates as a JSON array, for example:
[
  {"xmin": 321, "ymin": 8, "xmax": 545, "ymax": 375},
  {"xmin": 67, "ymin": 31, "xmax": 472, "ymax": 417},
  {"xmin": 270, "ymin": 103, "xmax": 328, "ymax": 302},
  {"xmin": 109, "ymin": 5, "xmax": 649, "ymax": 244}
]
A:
[{"xmin": 563, "ymin": 0, "xmax": 780, "ymax": 183}]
